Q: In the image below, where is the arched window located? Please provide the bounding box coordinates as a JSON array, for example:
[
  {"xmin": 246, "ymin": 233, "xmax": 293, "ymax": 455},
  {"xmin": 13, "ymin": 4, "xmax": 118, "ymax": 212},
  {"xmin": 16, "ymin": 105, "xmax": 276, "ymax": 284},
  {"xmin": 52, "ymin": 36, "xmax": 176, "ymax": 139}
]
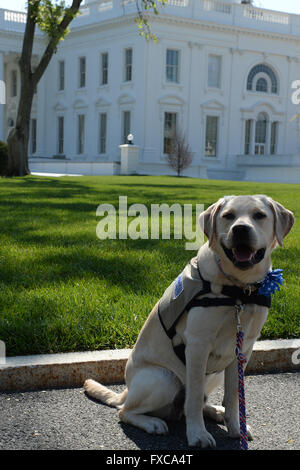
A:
[
  {"xmin": 247, "ymin": 64, "xmax": 278, "ymax": 94},
  {"xmin": 256, "ymin": 77, "xmax": 268, "ymax": 93}
]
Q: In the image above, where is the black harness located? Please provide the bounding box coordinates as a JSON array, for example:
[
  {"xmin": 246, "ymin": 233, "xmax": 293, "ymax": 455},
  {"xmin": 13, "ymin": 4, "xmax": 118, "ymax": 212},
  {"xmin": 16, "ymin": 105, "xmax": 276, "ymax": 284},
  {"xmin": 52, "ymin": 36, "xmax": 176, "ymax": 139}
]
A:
[{"xmin": 158, "ymin": 268, "xmax": 271, "ymax": 365}]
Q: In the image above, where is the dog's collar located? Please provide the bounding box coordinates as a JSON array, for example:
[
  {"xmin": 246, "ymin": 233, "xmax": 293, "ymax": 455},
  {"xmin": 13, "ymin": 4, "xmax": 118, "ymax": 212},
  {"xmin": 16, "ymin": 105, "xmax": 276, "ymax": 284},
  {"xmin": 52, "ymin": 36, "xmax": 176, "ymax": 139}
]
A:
[
  {"xmin": 214, "ymin": 255, "xmax": 284, "ymax": 298},
  {"xmin": 215, "ymin": 255, "xmax": 265, "ymax": 293}
]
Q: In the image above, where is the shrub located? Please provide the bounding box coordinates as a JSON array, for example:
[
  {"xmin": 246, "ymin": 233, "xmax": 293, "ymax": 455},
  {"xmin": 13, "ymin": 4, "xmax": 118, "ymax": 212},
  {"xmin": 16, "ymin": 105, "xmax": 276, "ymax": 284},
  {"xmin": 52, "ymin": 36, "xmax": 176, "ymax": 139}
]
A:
[{"xmin": 0, "ymin": 140, "xmax": 8, "ymax": 176}]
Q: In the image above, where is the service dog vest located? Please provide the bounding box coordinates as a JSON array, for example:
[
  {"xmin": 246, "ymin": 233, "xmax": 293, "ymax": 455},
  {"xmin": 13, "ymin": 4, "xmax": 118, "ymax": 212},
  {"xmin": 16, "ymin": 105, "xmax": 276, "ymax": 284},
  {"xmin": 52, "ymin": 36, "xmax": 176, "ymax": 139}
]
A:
[{"xmin": 157, "ymin": 256, "xmax": 271, "ymax": 365}]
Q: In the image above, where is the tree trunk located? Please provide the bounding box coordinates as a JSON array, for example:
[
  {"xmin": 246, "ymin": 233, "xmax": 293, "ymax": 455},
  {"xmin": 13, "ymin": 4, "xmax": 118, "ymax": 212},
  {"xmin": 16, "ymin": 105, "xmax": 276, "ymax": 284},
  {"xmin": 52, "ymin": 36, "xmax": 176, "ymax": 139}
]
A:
[
  {"xmin": 5, "ymin": 86, "xmax": 34, "ymax": 177},
  {"xmin": 4, "ymin": 1, "xmax": 36, "ymax": 177},
  {"xmin": 3, "ymin": 0, "xmax": 83, "ymax": 177}
]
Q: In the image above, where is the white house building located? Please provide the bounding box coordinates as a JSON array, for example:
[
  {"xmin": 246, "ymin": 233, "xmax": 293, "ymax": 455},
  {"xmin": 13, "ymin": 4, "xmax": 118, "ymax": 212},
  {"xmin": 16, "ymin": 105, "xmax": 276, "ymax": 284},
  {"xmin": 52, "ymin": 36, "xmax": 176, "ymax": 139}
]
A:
[{"xmin": 1, "ymin": 0, "xmax": 300, "ymax": 182}]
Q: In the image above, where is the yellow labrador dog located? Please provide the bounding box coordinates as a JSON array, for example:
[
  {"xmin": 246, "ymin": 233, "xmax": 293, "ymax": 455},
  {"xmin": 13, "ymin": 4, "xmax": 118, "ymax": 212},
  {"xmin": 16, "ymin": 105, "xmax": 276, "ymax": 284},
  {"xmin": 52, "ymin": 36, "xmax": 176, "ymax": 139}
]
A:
[{"xmin": 84, "ymin": 195, "xmax": 294, "ymax": 448}]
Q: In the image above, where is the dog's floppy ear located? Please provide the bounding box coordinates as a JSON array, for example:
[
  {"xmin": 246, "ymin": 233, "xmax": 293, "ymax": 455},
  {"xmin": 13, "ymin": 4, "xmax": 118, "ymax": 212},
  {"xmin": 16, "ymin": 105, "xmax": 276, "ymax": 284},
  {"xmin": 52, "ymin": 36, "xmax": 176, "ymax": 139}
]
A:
[
  {"xmin": 266, "ymin": 198, "xmax": 295, "ymax": 246},
  {"xmin": 199, "ymin": 198, "xmax": 225, "ymax": 247}
]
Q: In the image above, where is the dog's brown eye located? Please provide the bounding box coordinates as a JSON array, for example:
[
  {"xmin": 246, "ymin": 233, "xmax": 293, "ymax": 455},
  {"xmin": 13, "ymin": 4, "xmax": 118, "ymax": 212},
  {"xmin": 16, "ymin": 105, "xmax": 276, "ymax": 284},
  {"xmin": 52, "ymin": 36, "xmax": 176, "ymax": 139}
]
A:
[
  {"xmin": 223, "ymin": 212, "xmax": 235, "ymax": 220},
  {"xmin": 253, "ymin": 212, "xmax": 266, "ymax": 220}
]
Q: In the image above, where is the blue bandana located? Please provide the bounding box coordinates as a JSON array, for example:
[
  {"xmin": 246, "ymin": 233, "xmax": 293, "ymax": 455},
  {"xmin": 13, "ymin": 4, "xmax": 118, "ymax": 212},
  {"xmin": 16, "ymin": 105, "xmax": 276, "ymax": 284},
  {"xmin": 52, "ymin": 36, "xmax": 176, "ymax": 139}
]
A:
[{"xmin": 258, "ymin": 269, "xmax": 284, "ymax": 297}]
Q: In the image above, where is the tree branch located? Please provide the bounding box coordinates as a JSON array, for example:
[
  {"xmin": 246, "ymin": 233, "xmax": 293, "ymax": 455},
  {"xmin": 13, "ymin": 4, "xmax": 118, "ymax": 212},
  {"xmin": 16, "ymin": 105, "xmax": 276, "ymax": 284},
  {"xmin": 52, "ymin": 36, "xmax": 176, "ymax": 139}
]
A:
[
  {"xmin": 33, "ymin": 0, "xmax": 83, "ymax": 85},
  {"xmin": 19, "ymin": 0, "xmax": 42, "ymax": 75}
]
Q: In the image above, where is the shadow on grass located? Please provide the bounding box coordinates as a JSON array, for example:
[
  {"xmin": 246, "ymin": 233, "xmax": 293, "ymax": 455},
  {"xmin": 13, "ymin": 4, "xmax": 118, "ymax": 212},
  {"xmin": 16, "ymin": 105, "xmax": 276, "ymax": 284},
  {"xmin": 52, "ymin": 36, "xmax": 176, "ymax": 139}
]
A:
[{"xmin": 0, "ymin": 236, "xmax": 191, "ymax": 292}]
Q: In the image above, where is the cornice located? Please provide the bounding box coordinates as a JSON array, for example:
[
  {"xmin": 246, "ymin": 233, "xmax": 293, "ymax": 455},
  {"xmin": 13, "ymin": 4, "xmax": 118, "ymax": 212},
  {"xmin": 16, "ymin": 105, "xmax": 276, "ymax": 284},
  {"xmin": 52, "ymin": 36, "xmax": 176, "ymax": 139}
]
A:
[
  {"xmin": 112, "ymin": 11, "xmax": 300, "ymax": 44},
  {"xmin": 149, "ymin": 13, "xmax": 300, "ymax": 43}
]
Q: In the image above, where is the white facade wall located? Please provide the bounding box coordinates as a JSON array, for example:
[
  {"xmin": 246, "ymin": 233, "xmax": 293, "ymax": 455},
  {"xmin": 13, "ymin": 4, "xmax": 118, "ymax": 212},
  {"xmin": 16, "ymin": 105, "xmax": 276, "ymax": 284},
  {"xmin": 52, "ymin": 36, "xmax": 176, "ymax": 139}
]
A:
[{"xmin": 1, "ymin": 0, "xmax": 300, "ymax": 182}]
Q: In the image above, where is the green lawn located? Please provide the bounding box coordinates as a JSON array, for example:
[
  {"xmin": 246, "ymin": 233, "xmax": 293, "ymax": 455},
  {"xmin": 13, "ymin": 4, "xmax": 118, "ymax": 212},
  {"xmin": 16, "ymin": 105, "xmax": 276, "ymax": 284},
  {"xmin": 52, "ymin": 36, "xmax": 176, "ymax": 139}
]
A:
[{"xmin": 0, "ymin": 175, "xmax": 299, "ymax": 356}]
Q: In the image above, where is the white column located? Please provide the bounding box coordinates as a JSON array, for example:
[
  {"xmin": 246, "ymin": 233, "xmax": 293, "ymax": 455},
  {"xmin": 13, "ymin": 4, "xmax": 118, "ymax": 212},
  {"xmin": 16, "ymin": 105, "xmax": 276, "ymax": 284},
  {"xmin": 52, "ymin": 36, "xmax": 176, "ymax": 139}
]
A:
[
  {"xmin": 250, "ymin": 119, "xmax": 255, "ymax": 155},
  {"xmin": 266, "ymin": 120, "xmax": 272, "ymax": 155},
  {"xmin": 0, "ymin": 51, "xmax": 5, "ymax": 141}
]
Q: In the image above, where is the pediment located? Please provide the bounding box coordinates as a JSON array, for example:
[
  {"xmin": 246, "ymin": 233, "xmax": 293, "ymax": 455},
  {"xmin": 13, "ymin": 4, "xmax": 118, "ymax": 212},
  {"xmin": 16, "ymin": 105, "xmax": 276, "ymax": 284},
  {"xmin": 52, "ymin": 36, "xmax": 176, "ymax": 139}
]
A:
[
  {"xmin": 53, "ymin": 101, "xmax": 67, "ymax": 112},
  {"xmin": 118, "ymin": 93, "xmax": 135, "ymax": 106},
  {"xmin": 241, "ymin": 101, "xmax": 284, "ymax": 117},
  {"xmin": 95, "ymin": 97, "xmax": 111, "ymax": 108},
  {"xmin": 201, "ymin": 99, "xmax": 225, "ymax": 110},
  {"xmin": 72, "ymin": 99, "xmax": 88, "ymax": 109},
  {"xmin": 158, "ymin": 94, "xmax": 185, "ymax": 106}
]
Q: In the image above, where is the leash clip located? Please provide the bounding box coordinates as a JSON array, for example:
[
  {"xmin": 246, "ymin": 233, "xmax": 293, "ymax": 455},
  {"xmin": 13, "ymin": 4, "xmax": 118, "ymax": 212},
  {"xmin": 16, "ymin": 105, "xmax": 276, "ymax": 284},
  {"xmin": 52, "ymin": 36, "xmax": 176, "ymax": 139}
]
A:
[
  {"xmin": 235, "ymin": 304, "xmax": 244, "ymax": 331},
  {"xmin": 243, "ymin": 285, "xmax": 252, "ymax": 296}
]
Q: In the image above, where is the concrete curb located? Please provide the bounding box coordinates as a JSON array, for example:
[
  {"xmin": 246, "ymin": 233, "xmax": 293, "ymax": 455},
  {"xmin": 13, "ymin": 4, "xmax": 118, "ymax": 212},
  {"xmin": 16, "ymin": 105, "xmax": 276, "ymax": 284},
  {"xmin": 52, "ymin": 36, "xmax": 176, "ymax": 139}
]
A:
[{"xmin": 0, "ymin": 339, "xmax": 299, "ymax": 392}]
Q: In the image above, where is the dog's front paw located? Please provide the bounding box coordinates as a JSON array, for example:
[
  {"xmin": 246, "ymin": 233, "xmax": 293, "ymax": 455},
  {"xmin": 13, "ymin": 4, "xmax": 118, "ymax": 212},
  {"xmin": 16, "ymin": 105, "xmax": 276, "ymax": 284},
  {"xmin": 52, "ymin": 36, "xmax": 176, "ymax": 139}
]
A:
[
  {"xmin": 144, "ymin": 417, "xmax": 169, "ymax": 435},
  {"xmin": 187, "ymin": 424, "xmax": 216, "ymax": 449},
  {"xmin": 227, "ymin": 423, "xmax": 253, "ymax": 441}
]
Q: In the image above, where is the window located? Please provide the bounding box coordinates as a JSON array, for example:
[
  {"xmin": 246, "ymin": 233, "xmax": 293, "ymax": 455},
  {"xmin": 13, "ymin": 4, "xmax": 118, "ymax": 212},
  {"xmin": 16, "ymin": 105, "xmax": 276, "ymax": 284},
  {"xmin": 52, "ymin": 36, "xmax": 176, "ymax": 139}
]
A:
[
  {"xmin": 58, "ymin": 116, "xmax": 64, "ymax": 154},
  {"xmin": 58, "ymin": 61, "xmax": 65, "ymax": 91},
  {"xmin": 255, "ymin": 113, "xmax": 267, "ymax": 155},
  {"xmin": 124, "ymin": 48, "xmax": 132, "ymax": 82},
  {"xmin": 122, "ymin": 111, "xmax": 131, "ymax": 144},
  {"xmin": 163, "ymin": 112, "xmax": 177, "ymax": 154},
  {"xmin": 166, "ymin": 49, "xmax": 179, "ymax": 83},
  {"xmin": 77, "ymin": 114, "xmax": 85, "ymax": 154},
  {"xmin": 11, "ymin": 70, "xmax": 17, "ymax": 97},
  {"xmin": 101, "ymin": 52, "xmax": 108, "ymax": 85},
  {"xmin": 79, "ymin": 57, "xmax": 86, "ymax": 88},
  {"xmin": 99, "ymin": 113, "xmax": 107, "ymax": 154},
  {"xmin": 247, "ymin": 64, "xmax": 278, "ymax": 94},
  {"xmin": 208, "ymin": 55, "xmax": 221, "ymax": 88},
  {"xmin": 31, "ymin": 119, "xmax": 37, "ymax": 154},
  {"xmin": 205, "ymin": 116, "xmax": 218, "ymax": 157},
  {"xmin": 270, "ymin": 121, "xmax": 278, "ymax": 155},
  {"xmin": 244, "ymin": 119, "xmax": 251, "ymax": 155},
  {"xmin": 256, "ymin": 77, "xmax": 268, "ymax": 93}
]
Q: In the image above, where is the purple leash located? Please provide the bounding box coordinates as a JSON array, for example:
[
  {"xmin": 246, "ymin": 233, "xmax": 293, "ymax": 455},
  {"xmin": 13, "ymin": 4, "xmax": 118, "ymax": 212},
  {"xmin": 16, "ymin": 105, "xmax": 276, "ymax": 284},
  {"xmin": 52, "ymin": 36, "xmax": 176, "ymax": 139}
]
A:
[{"xmin": 235, "ymin": 305, "xmax": 248, "ymax": 450}]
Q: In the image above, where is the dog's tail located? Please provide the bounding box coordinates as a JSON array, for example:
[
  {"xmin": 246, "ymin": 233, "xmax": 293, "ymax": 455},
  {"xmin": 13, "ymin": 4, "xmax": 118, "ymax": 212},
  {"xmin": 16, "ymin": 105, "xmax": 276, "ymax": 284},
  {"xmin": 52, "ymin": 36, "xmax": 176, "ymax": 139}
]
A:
[{"xmin": 83, "ymin": 379, "xmax": 128, "ymax": 408}]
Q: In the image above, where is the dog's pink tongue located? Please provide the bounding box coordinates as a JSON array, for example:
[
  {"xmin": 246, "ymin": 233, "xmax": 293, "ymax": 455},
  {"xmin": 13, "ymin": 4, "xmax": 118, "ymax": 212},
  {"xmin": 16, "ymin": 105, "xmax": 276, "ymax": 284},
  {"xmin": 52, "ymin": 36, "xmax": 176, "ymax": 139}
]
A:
[{"xmin": 233, "ymin": 246, "xmax": 254, "ymax": 262}]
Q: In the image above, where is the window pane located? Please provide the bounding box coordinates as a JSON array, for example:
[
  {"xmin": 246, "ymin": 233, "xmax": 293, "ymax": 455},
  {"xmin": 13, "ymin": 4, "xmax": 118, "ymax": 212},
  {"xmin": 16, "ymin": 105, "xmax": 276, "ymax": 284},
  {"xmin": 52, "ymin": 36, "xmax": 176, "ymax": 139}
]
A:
[
  {"xmin": 166, "ymin": 49, "xmax": 179, "ymax": 83},
  {"xmin": 256, "ymin": 77, "xmax": 268, "ymax": 93},
  {"xmin": 208, "ymin": 55, "xmax": 221, "ymax": 88},
  {"xmin": 31, "ymin": 119, "xmax": 37, "ymax": 154},
  {"xmin": 164, "ymin": 112, "xmax": 177, "ymax": 154},
  {"xmin": 205, "ymin": 116, "xmax": 218, "ymax": 157},
  {"xmin": 270, "ymin": 121, "xmax": 277, "ymax": 155},
  {"xmin": 123, "ymin": 111, "xmax": 131, "ymax": 144},
  {"xmin": 58, "ymin": 116, "xmax": 64, "ymax": 154},
  {"xmin": 101, "ymin": 53, "xmax": 108, "ymax": 85},
  {"xmin": 255, "ymin": 115, "xmax": 267, "ymax": 144},
  {"xmin": 58, "ymin": 61, "xmax": 65, "ymax": 91},
  {"xmin": 124, "ymin": 48, "xmax": 132, "ymax": 82},
  {"xmin": 79, "ymin": 57, "xmax": 86, "ymax": 88},
  {"xmin": 78, "ymin": 114, "xmax": 85, "ymax": 154},
  {"xmin": 244, "ymin": 119, "xmax": 251, "ymax": 155},
  {"xmin": 99, "ymin": 113, "xmax": 107, "ymax": 154}
]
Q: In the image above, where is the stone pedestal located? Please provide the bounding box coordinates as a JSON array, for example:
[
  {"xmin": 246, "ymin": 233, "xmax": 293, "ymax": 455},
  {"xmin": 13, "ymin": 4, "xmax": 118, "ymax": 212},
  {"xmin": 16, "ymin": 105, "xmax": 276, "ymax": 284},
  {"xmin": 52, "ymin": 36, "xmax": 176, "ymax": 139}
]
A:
[{"xmin": 119, "ymin": 144, "xmax": 139, "ymax": 175}]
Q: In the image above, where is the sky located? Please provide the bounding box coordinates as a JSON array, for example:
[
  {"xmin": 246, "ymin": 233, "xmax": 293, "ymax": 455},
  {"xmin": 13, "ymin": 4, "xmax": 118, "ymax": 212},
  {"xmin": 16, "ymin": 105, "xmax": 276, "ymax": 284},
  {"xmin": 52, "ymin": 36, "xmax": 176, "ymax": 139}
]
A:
[{"xmin": 0, "ymin": 0, "xmax": 300, "ymax": 15}]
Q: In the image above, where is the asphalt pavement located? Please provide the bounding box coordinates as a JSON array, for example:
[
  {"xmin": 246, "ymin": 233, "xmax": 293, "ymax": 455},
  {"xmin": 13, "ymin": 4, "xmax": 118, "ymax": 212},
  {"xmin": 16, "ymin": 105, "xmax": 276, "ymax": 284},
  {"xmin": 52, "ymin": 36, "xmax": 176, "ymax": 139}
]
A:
[{"xmin": 0, "ymin": 372, "xmax": 299, "ymax": 451}]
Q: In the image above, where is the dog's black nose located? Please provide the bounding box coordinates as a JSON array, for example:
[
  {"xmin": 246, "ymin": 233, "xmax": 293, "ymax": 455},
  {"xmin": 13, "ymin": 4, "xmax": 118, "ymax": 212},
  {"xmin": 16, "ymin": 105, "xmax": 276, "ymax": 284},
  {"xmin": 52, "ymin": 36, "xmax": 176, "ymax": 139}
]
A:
[{"xmin": 232, "ymin": 224, "xmax": 251, "ymax": 236}]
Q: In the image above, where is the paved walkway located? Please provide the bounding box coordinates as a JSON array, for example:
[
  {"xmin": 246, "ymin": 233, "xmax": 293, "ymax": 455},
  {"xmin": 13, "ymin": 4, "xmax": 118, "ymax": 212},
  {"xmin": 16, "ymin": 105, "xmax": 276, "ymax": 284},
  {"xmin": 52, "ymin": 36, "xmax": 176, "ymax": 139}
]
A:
[
  {"xmin": 0, "ymin": 372, "xmax": 298, "ymax": 451},
  {"xmin": 31, "ymin": 172, "xmax": 83, "ymax": 177}
]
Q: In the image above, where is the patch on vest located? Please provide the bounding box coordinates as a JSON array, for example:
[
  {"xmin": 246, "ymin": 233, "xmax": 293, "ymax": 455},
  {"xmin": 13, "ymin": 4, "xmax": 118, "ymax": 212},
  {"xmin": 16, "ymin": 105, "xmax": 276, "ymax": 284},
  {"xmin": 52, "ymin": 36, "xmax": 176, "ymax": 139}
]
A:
[{"xmin": 173, "ymin": 273, "xmax": 183, "ymax": 299}]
